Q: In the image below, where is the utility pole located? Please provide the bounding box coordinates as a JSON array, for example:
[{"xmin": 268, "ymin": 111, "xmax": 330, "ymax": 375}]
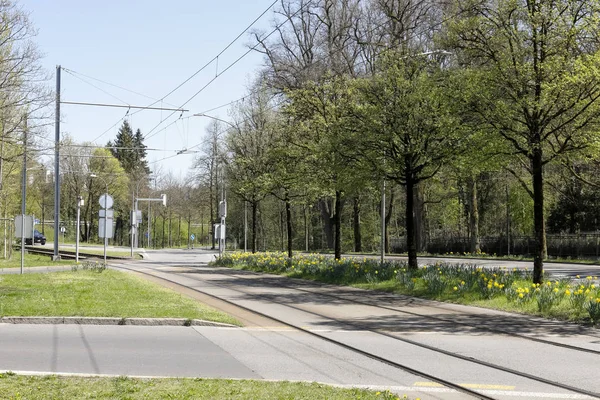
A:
[
  {"xmin": 53, "ymin": 66, "xmax": 61, "ymax": 261},
  {"xmin": 20, "ymin": 115, "xmax": 27, "ymax": 274},
  {"xmin": 381, "ymin": 179, "xmax": 385, "ymax": 263},
  {"xmin": 506, "ymin": 183, "xmax": 510, "ymax": 256},
  {"xmin": 1, "ymin": 109, "xmax": 5, "ymax": 259}
]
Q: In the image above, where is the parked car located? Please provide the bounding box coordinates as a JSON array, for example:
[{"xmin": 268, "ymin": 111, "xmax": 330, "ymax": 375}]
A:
[{"xmin": 25, "ymin": 230, "xmax": 46, "ymax": 246}]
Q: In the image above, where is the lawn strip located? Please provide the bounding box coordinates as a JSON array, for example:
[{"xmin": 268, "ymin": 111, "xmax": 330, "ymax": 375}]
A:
[
  {"xmin": 0, "ymin": 374, "xmax": 403, "ymax": 400},
  {"xmin": 0, "ymin": 269, "xmax": 240, "ymax": 325}
]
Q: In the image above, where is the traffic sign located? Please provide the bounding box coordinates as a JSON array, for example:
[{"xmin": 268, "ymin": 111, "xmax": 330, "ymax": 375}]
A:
[
  {"xmin": 190, "ymin": 234, "xmax": 195, "ymax": 241},
  {"xmin": 99, "ymin": 209, "xmax": 114, "ymax": 218},
  {"xmin": 99, "ymin": 193, "xmax": 114, "ymax": 209}
]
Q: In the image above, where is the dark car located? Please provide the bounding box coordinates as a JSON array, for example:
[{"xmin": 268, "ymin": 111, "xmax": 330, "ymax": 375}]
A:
[{"xmin": 25, "ymin": 230, "xmax": 46, "ymax": 246}]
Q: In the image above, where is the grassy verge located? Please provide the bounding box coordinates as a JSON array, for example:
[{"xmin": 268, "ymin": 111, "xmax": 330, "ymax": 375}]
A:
[
  {"xmin": 0, "ymin": 269, "xmax": 239, "ymax": 325},
  {"xmin": 0, "ymin": 253, "xmax": 73, "ymax": 269},
  {"xmin": 213, "ymin": 252, "xmax": 600, "ymax": 325},
  {"xmin": 0, "ymin": 374, "xmax": 406, "ymax": 400}
]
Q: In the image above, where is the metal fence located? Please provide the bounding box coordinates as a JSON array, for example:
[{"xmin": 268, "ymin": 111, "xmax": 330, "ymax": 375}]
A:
[{"xmin": 390, "ymin": 233, "xmax": 600, "ymax": 260}]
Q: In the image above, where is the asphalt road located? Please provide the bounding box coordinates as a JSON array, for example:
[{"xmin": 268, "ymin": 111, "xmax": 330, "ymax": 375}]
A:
[{"xmin": 2, "ymin": 248, "xmax": 599, "ymax": 400}]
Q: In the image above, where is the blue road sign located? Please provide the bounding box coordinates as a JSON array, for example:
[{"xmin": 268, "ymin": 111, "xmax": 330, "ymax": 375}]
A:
[{"xmin": 190, "ymin": 234, "xmax": 195, "ymax": 241}]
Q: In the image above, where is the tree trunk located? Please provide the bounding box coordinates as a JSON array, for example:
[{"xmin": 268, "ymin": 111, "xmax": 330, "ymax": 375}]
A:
[
  {"xmin": 532, "ymin": 149, "xmax": 545, "ymax": 284},
  {"xmin": 406, "ymin": 175, "xmax": 418, "ymax": 270},
  {"xmin": 468, "ymin": 176, "xmax": 481, "ymax": 253},
  {"xmin": 285, "ymin": 193, "xmax": 293, "ymax": 259},
  {"xmin": 279, "ymin": 203, "xmax": 284, "ymax": 251},
  {"xmin": 304, "ymin": 204, "xmax": 310, "ymax": 252},
  {"xmin": 334, "ymin": 190, "xmax": 342, "ymax": 260},
  {"xmin": 252, "ymin": 201, "xmax": 258, "ymax": 253},
  {"xmin": 353, "ymin": 196, "xmax": 362, "ymax": 252},
  {"xmin": 385, "ymin": 187, "xmax": 395, "ymax": 253}
]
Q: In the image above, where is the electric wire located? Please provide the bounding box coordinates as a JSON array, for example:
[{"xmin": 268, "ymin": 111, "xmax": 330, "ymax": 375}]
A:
[
  {"xmin": 62, "ymin": 67, "xmax": 179, "ymax": 109},
  {"xmin": 137, "ymin": 0, "xmax": 278, "ymax": 114},
  {"xmin": 143, "ymin": 1, "xmax": 313, "ymax": 141},
  {"xmin": 62, "ymin": 68, "xmax": 130, "ymax": 106}
]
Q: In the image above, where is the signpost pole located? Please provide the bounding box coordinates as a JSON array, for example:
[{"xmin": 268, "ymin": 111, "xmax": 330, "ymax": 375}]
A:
[{"xmin": 76, "ymin": 196, "xmax": 83, "ymax": 263}]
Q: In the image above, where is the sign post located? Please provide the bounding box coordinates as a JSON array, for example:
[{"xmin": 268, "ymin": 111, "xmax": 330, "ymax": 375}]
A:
[
  {"xmin": 76, "ymin": 196, "xmax": 84, "ymax": 263},
  {"xmin": 99, "ymin": 193, "xmax": 114, "ymax": 266}
]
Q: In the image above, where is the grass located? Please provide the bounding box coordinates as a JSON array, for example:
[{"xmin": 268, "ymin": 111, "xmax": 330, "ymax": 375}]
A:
[
  {"xmin": 214, "ymin": 252, "xmax": 600, "ymax": 325},
  {"xmin": 0, "ymin": 269, "xmax": 239, "ymax": 325},
  {"xmin": 0, "ymin": 374, "xmax": 405, "ymax": 400},
  {"xmin": 0, "ymin": 253, "xmax": 73, "ymax": 269}
]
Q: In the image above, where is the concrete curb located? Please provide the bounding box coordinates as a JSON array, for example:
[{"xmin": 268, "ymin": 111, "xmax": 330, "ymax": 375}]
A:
[{"xmin": 0, "ymin": 316, "xmax": 238, "ymax": 328}]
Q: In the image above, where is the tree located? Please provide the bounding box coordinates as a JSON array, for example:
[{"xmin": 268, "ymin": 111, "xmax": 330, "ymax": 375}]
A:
[
  {"xmin": 225, "ymin": 84, "xmax": 279, "ymax": 254},
  {"xmin": 88, "ymin": 148, "xmax": 129, "ymax": 244},
  {"xmin": 107, "ymin": 120, "xmax": 150, "ymax": 176},
  {"xmin": 356, "ymin": 53, "xmax": 463, "ymax": 269},
  {"xmin": 445, "ymin": 0, "xmax": 600, "ymax": 283},
  {"xmin": 193, "ymin": 121, "xmax": 223, "ymax": 250},
  {"xmin": 284, "ymin": 74, "xmax": 365, "ymax": 259}
]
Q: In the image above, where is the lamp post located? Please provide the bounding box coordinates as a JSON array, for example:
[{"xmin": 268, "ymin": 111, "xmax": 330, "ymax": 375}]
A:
[{"xmin": 90, "ymin": 173, "xmax": 108, "ymax": 266}]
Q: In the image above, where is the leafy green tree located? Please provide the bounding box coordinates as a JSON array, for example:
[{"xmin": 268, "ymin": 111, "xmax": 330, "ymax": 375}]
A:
[
  {"xmin": 284, "ymin": 74, "xmax": 365, "ymax": 259},
  {"xmin": 225, "ymin": 86, "xmax": 278, "ymax": 253},
  {"xmin": 444, "ymin": 0, "xmax": 600, "ymax": 283},
  {"xmin": 355, "ymin": 54, "xmax": 464, "ymax": 270}
]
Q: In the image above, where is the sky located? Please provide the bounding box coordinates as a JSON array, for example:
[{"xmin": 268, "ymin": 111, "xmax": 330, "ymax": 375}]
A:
[{"xmin": 20, "ymin": 0, "xmax": 277, "ymax": 179}]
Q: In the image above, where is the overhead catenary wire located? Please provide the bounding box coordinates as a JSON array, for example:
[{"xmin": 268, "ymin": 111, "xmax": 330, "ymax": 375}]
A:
[
  {"xmin": 58, "ymin": 1, "xmax": 278, "ymax": 150},
  {"xmin": 143, "ymin": 1, "xmax": 314, "ymax": 141},
  {"xmin": 62, "ymin": 67, "xmax": 180, "ymax": 109},
  {"xmin": 62, "ymin": 69, "xmax": 130, "ymax": 107},
  {"xmin": 137, "ymin": 0, "xmax": 278, "ymax": 114}
]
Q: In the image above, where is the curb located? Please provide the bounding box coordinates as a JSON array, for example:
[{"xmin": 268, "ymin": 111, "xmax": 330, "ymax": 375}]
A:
[{"xmin": 0, "ymin": 316, "xmax": 238, "ymax": 328}]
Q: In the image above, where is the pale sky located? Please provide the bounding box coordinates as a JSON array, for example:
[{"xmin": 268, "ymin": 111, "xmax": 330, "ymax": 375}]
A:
[{"xmin": 20, "ymin": 0, "xmax": 276, "ymax": 178}]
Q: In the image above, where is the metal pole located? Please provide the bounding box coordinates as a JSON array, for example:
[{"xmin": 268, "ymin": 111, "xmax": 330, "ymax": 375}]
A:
[
  {"xmin": 130, "ymin": 188, "xmax": 134, "ymax": 257},
  {"xmin": 53, "ymin": 66, "xmax": 61, "ymax": 261},
  {"xmin": 506, "ymin": 183, "xmax": 510, "ymax": 256},
  {"xmin": 135, "ymin": 198, "xmax": 139, "ymax": 248},
  {"xmin": 20, "ymin": 116, "xmax": 27, "ymax": 275},
  {"xmin": 103, "ymin": 193, "xmax": 107, "ymax": 266},
  {"xmin": 381, "ymin": 179, "xmax": 385, "ymax": 264},
  {"xmin": 1, "ymin": 111, "xmax": 4, "ymax": 259},
  {"xmin": 244, "ymin": 201, "xmax": 247, "ymax": 252},
  {"xmin": 147, "ymin": 201, "xmax": 150, "ymax": 248},
  {"xmin": 76, "ymin": 197, "xmax": 81, "ymax": 263}
]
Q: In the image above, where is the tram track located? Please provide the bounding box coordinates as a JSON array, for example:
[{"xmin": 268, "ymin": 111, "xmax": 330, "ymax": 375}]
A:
[
  {"xmin": 111, "ymin": 260, "xmax": 600, "ymax": 399},
  {"xmin": 217, "ymin": 266, "xmax": 600, "ymax": 354}
]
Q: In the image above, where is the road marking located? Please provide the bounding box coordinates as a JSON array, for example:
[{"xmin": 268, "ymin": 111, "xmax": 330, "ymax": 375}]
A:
[{"xmin": 414, "ymin": 381, "xmax": 515, "ymax": 390}]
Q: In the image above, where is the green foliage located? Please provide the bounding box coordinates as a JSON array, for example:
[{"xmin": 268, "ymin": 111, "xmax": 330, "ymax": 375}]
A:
[{"xmin": 107, "ymin": 121, "xmax": 150, "ymax": 175}]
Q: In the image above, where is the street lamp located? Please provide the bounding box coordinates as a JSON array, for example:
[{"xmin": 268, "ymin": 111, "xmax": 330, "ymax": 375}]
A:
[{"xmin": 90, "ymin": 173, "xmax": 109, "ymax": 266}]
